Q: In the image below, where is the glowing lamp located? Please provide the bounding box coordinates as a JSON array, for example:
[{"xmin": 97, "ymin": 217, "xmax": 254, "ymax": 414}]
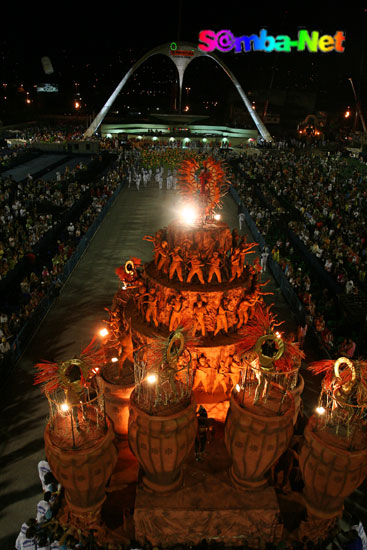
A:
[
  {"xmin": 214, "ymin": 213, "xmax": 221, "ymax": 221},
  {"xmin": 235, "ymin": 384, "xmax": 241, "ymax": 392},
  {"xmin": 316, "ymin": 406, "xmax": 326, "ymax": 415},
  {"xmin": 147, "ymin": 374, "xmax": 157, "ymax": 384},
  {"xmin": 61, "ymin": 403, "xmax": 69, "ymax": 412},
  {"xmin": 275, "ymin": 331, "xmax": 281, "ymax": 339},
  {"xmin": 111, "ymin": 357, "xmax": 118, "ymax": 363},
  {"xmin": 180, "ymin": 205, "xmax": 197, "ymax": 225},
  {"xmin": 99, "ymin": 328, "xmax": 109, "ymax": 337}
]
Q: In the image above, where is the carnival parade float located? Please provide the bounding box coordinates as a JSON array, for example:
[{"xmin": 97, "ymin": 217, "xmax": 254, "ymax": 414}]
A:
[{"xmin": 33, "ymin": 157, "xmax": 367, "ymax": 549}]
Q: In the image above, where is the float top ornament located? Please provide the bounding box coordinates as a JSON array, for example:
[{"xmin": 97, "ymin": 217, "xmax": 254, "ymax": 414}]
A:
[
  {"xmin": 239, "ymin": 304, "xmax": 304, "ymax": 372},
  {"xmin": 33, "ymin": 336, "xmax": 104, "ymax": 394},
  {"xmin": 115, "ymin": 257, "xmax": 142, "ymax": 289},
  {"xmin": 310, "ymin": 356, "xmax": 367, "ymax": 435},
  {"xmin": 133, "ymin": 329, "xmax": 193, "ymax": 415},
  {"xmin": 178, "ymin": 156, "xmax": 230, "ymax": 222}
]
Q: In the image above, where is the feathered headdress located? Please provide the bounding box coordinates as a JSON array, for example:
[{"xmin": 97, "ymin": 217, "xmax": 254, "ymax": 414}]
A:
[
  {"xmin": 34, "ymin": 336, "xmax": 105, "ymax": 393},
  {"xmin": 178, "ymin": 157, "xmax": 230, "ymax": 216},
  {"xmin": 309, "ymin": 357, "xmax": 367, "ymax": 406},
  {"xmin": 238, "ymin": 304, "xmax": 305, "ymax": 372}
]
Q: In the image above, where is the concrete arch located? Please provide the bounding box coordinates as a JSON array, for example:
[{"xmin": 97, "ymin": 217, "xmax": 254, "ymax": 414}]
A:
[{"xmin": 84, "ymin": 42, "xmax": 273, "ymax": 142}]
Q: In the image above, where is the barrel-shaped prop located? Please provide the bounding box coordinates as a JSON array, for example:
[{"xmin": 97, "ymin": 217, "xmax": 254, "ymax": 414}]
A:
[
  {"xmin": 45, "ymin": 420, "xmax": 117, "ymax": 521},
  {"xmin": 101, "ymin": 375, "xmax": 134, "ymax": 438},
  {"xmin": 128, "ymin": 391, "xmax": 197, "ymax": 492},
  {"xmin": 225, "ymin": 384, "xmax": 294, "ymax": 489},
  {"xmin": 299, "ymin": 417, "xmax": 367, "ymax": 519}
]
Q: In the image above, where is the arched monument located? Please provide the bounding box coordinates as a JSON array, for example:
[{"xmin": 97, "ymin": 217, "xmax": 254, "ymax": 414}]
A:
[{"xmin": 84, "ymin": 42, "xmax": 273, "ymax": 142}]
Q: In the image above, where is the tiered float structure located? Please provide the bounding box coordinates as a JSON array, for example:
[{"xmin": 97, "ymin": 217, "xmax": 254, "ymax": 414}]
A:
[{"xmin": 34, "ymin": 157, "xmax": 367, "ymax": 549}]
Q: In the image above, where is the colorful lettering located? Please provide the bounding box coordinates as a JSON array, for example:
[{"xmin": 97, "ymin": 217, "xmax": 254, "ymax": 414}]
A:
[
  {"xmin": 297, "ymin": 30, "xmax": 319, "ymax": 52},
  {"xmin": 198, "ymin": 30, "xmax": 218, "ymax": 52},
  {"xmin": 198, "ymin": 29, "xmax": 345, "ymax": 54}
]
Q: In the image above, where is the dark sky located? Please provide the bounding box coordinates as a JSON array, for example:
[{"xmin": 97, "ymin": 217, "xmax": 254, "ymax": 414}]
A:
[
  {"xmin": 3, "ymin": 2, "xmax": 363, "ymax": 50},
  {"xmin": 1, "ymin": 2, "xmax": 366, "ymax": 115}
]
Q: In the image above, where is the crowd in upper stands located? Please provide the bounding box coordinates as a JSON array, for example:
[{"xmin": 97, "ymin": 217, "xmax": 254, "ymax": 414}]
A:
[
  {"xmin": 232, "ymin": 147, "xmax": 367, "ymax": 357},
  {"xmin": 0, "ymin": 150, "xmax": 127, "ymax": 364}
]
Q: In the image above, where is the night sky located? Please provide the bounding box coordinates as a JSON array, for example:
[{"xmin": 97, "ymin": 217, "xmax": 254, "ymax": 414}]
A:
[{"xmin": 1, "ymin": 2, "xmax": 367, "ymax": 123}]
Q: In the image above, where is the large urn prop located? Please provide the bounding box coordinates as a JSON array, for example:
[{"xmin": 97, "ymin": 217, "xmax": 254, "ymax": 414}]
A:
[
  {"xmin": 299, "ymin": 416, "xmax": 367, "ymax": 518},
  {"xmin": 300, "ymin": 357, "xmax": 367, "ymax": 520},
  {"xmin": 44, "ymin": 383, "xmax": 117, "ymax": 527},
  {"xmin": 129, "ymin": 391, "xmax": 197, "ymax": 491},
  {"xmin": 225, "ymin": 349, "xmax": 294, "ymax": 489},
  {"xmin": 128, "ymin": 332, "xmax": 197, "ymax": 492},
  {"xmin": 100, "ymin": 360, "xmax": 135, "ymax": 438},
  {"xmin": 99, "ymin": 311, "xmax": 135, "ymax": 439}
]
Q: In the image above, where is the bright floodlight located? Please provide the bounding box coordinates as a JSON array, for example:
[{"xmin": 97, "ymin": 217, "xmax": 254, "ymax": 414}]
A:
[
  {"xmin": 214, "ymin": 213, "xmax": 221, "ymax": 221},
  {"xmin": 147, "ymin": 374, "xmax": 157, "ymax": 384},
  {"xmin": 180, "ymin": 205, "xmax": 197, "ymax": 225},
  {"xmin": 61, "ymin": 402, "xmax": 69, "ymax": 412},
  {"xmin": 316, "ymin": 406, "xmax": 326, "ymax": 415},
  {"xmin": 99, "ymin": 328, "xmax": 108, "ymax": 337},
  {"xmin": 111, "ymin": 357, "xmax": 118, "ymax": 363}
]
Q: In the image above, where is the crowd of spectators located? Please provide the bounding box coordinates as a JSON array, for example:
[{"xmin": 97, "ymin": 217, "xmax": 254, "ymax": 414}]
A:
[
  {"xmin": 232, "ymin": 148, "xmax": 367, "ymax": 357},
  {"xmin": 14, "ymin": 125, "xmax": 94, "ymax": 143},
  {"xmin": 0, "ymin": 153, "xmax": 126, "ymax": 366}
]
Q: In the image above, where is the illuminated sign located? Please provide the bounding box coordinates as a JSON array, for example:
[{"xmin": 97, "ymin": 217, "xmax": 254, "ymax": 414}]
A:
[
  {"xmin": 170, "ymin": 50, "xmax": 195, "ymax": 57},
  {"xmin": 169, "ymin": 42, "xmax": 195, "ymax": 57},
  {"xmin": 36, "ymin": 83, "xmax": 59, "ymax": 93},
  {"xmin": 198, "ymin": 29, "xmax": 346, "ymax": 53}
]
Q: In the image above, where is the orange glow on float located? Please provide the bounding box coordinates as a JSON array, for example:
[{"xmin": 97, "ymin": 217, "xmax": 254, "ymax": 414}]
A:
[{"xmin": 180, "ymin": 205, "xmax": 198, "ymax": 225}]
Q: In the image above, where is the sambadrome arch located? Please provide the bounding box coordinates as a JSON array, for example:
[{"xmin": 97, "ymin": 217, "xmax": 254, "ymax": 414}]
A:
[{"xmin": 84, "ymin": 42, "xmax": 273, "ymax": 142}]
